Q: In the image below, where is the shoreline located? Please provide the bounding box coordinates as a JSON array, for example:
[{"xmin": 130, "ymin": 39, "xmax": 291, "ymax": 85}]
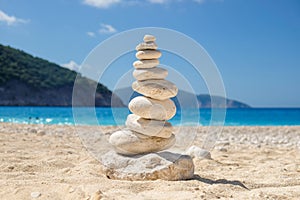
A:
[
  {"xmin": 2, "ymin": 122, "xmax": 300, "ymax": 127},
  {"xmin": 1, "ymin": 122, "xmax": 299, "ymax": 148},
  {"xmin": 0, "ymin": 123, "xmax": 300, "ymax": 199}
]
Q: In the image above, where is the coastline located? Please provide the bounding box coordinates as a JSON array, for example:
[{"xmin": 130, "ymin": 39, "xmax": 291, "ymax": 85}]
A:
[{"xmin": 1, "ymin": 123, "xmax": 299, "ymax": 199}]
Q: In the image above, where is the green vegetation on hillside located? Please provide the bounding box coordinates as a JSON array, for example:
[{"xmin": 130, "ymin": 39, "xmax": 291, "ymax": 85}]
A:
[{"xmin": 0, "ymin": 44, "xmax": 110, "ymax": 94}]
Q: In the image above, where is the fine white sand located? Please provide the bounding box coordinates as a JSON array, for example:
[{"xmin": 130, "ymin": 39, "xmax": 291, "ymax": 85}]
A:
[{"xmin": 0, "ymin": 123, "xmax": 300, "ymax": 199}]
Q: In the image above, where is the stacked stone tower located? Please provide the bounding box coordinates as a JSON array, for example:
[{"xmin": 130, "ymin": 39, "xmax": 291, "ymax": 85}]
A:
[
  {"xmin": 109, "ymin": 35, "xmax": 178, "ymax": 155},
  {"xmin": 102, "ymin": 35, "xmax": 194, "ymax": 181}
]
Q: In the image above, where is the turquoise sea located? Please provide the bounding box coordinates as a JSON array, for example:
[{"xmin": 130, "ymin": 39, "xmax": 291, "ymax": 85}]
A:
[{"xmin": 0, "ymin": 107, "xmax": 300, "ymax": 126}]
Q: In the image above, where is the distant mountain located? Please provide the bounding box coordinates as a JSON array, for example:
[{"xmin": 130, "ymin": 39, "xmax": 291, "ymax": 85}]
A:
[
  {"xmin": 0, "ymin": 44, "xmax": 124, "ymax": 106},
  {"xmin": 196, "ymin": 94, "xmax": 250, "ymax": 108},
  {"xmin": 0, "ymin": 43, "xmax": 250, "ymax": 108},
  {"xmin": 113, "ymin": 87, "xmax": 251, "ymax": 108}
]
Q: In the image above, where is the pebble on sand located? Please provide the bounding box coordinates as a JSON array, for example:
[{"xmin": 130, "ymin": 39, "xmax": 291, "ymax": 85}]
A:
[{"xmin": 31, "ymin": 192, "xmax": 41, "ymax": 198}]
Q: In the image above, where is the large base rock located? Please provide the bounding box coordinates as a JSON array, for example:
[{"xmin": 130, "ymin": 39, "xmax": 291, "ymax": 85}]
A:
[{"xmin": 100, "ymin": 151, "xmax": 194, "ymax": 181}]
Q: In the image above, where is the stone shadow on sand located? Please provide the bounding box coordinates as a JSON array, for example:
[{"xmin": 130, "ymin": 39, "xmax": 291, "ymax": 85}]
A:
[{"xmin": 192, "ymin": 175, "xmax": 249, "ymax": 190}]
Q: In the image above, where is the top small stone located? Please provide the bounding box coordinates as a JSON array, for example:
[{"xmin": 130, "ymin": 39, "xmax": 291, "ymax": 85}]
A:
[{"xmin": 144, "ymin": 35, "xmax": 156, "ymax": 42}]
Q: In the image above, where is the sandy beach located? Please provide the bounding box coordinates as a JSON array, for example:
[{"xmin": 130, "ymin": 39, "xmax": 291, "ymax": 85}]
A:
[{"xmin": 0, "ymin": 123, "xmax": 299, "ymax": 199}]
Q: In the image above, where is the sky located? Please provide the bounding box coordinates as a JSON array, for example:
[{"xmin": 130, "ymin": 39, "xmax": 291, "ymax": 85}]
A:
[{"xmin": 0, "ymin": 0, "xmax": 299, "ymax": 107}]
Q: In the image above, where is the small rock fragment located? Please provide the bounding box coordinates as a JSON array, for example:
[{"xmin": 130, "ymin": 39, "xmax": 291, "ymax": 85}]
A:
[
  {"xmin": 91, "ymin": 190, "xmax": 103, "ymax": 200},
  {"xmin": 69, "ymin": 188, "xmax": 75, "ymax": 193},
  {"xmin": 186, "ymin": 146, "xmax": 212, "ymax": 159},
  {"xmin": 31, "ymin": 192, "xmax": 41, "ymax": 198}
]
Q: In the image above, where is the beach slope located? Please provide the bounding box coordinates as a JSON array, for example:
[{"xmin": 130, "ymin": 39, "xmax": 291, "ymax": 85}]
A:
[{"xmin": 0, "ymin": 123, "xmax": 299, "ymax": 199}]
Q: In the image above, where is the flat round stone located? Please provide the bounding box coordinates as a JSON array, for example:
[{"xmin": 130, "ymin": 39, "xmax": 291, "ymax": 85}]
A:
[
  {"xmin": 133, "ymin": 59, "xmax": 159, "ymax": 69},
  {"xmin": 132, "ymin": 79, "xmax": 178, "ymax": 100},
  {"xmin": 133, "ymin": 67, "xmax": 168, "ymax": 81},
  {"xmin": 143, "ymin": 34, "xmax": 156, "ymax": 42},
  {"xmin": 129, "ymin": 96, "xmax": 176, "ymax": 120},
  {"xmin": 125, "ymin": 114, "xmax": 173, "ymax": 138},
  {"xmin": 136, "ymin": 42, "xmax": 158, "ymax": 51},
  {"xmin": 109, "ymin": 129, "xmax": 175, "ymax": 155},
  {"xmin": 136, "ymin": 50, "xmax": 161, "ymax": 60}
]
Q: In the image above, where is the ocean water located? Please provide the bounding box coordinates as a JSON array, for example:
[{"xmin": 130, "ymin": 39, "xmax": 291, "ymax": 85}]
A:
[{"xmin": 0, "ymin": 107, "xmax": 300, "ymax": 126}]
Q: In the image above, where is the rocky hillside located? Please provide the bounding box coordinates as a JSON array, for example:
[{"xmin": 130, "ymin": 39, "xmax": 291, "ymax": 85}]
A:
[{"xmin": 0, "ymin": 44, "xmax": 124, "ymax": 106}]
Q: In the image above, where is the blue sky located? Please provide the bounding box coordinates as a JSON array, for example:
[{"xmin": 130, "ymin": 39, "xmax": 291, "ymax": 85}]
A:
[{"xmin": 0, "ymin": 0, "xmax": 299, "ymax": 107}]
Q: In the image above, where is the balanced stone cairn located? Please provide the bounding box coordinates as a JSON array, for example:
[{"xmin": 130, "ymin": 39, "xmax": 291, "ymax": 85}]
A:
[
  {"xmin": 101, "ymin": 35, "xmax": 194, "ymax": 181},
  {"xmin": 109, "ymin": 34, "xmax": 177, "ymax": 155}
]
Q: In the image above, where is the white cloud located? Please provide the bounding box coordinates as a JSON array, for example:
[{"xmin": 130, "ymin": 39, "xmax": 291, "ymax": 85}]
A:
[
  {"xmin": 99, "ymin": 23, "xmax": 117, "ymax": 34},
  {"xmin": 0, "ymin": 10, "xmax": 29, "ymax": 26},
  {"xmin": 87, "ymin": 31, "xmax": 96, "ymax": 37},
  {"xmin": 61, "ymin": 60, "xmax": 81, "ymax": 72},
  {"xmin": 82, "ymin": 0, "xmax": 221, "ymax": 9},
  {"xmin": 83, "ymin": 0, "xmax": 121, "ymax": 8},
  {"xmin": 148, "ymin": 0, "xmax": 169, "ymax": 4}
]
